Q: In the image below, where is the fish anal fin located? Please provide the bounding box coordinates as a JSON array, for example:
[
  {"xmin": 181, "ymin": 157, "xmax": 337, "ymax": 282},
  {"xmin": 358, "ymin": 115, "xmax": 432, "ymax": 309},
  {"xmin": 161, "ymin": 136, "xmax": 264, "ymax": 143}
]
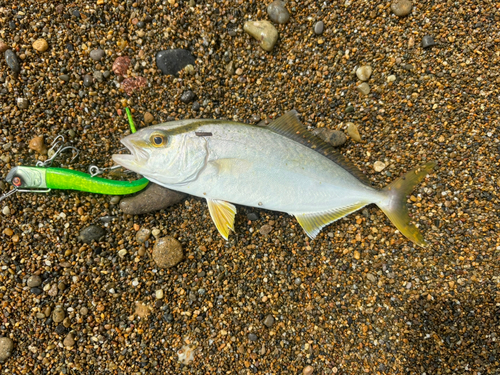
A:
[
  {"xmin": 206, "ymin": 199, "xmax": 237, "ymax": 240},
  {"xmin": 294, "ymin": 202, "xmax": 367, "ymax": 239},
  {"xmin": 267, "ymin": 111, "xmax": 371, "ymax": 185}
]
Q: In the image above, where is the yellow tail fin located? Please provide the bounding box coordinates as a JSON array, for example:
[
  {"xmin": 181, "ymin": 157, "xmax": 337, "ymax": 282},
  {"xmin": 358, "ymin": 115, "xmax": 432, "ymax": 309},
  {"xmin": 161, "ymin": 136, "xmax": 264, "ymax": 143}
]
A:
[{"xmin": 378, "ymin": 162, "xmax": 436, "ymax": 247}]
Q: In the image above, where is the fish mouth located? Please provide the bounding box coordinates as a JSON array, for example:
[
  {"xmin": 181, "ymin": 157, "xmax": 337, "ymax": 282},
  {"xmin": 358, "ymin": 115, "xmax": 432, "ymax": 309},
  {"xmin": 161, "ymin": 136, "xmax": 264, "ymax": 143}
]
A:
[{"xmin": 112, "ymin": 138, "xmax": 149, "ymax": 170}]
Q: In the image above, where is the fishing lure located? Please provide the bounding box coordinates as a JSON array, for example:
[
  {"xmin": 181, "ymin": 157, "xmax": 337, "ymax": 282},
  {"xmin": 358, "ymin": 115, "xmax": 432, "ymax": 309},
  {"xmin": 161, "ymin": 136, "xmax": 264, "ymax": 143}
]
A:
[{"xmin": 0, "ymin": 108, "xmax": 149, "ymax": 202}]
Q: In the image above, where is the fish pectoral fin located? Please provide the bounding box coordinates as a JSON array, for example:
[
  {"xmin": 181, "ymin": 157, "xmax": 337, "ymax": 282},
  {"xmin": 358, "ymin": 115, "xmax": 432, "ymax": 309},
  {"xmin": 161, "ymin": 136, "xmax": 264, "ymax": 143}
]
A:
[
  {"xmin": 206, "ymin": 199, "xmax": 237, "ymax": 240},
  {"xmin": 294, "ymin": 202, "xmax": 367, "ymax": 239}
]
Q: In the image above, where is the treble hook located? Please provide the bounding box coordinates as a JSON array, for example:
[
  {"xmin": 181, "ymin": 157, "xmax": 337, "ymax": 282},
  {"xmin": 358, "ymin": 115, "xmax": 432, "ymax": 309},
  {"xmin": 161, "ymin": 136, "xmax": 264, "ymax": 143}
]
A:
[
  {"xmin": 36, "ymin": 136, "xmax": 79, "ymax": 167},
  {"xmin": 0, "ymin": 187, "xmax": 18, "ymax": 203}
]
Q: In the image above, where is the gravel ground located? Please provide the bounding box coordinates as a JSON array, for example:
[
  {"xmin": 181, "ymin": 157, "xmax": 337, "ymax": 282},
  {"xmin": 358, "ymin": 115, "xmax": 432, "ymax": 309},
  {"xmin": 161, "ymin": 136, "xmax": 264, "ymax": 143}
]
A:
[{"xmin": 0, "ymin": 0, "xmax": 499, "ymax": 374}]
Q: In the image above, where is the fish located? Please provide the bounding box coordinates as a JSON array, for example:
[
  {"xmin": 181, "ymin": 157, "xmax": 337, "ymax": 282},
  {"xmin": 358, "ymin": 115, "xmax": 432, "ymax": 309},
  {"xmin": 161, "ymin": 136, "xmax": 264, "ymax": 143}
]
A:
[{"xmin": 113, "ymin": 110, "xmax": 435, "ymax": 246}]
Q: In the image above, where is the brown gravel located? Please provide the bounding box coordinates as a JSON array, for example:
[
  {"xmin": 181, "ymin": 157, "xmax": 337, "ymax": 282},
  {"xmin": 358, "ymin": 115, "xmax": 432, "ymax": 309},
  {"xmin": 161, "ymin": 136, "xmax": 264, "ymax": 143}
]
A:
[{"xmin": 0, "ymin": 0, "xmax": 499, "ymax": 374}]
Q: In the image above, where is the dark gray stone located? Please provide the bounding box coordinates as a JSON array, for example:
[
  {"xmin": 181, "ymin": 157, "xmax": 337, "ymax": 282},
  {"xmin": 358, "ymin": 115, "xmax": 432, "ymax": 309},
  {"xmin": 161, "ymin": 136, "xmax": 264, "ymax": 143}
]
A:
[
  {"xmin": 83, "ymin": 75, "xmax": 93, "ymax": 87},
  {"xmin": 263, "ymin": 315, "xmax": 275, "ymax": 328},
  {"xmin": 422, "ymin": 35, "xmax": 436, "ymax": 49},
  {"xmin": 248, "ymin": 333, "xmax": 258, "ymax": 342},
  {"xmin": 78, "ymin": 225, "xmax": 105, "ymax": 243},
  {"xmin": 314, "ymin": 21, "xmax": 324, "ymax": 35},
  {"xmin": 247, "ymin": 212, "xmax": 259, "ymax": 221},
  {"xmin": 119, "ymin": 182, "xmax": 186, "ymax": 215},
  {"xmin": 5, "ymin": 49, "xmax": 20, "ymax": 73},
  {"xmin": 180, "ymin": 90, "xmax": 195, "ymax": 103},
  {"xmin": 59, "ymin": 74, "xmax": 70, "ymax": 82},
  {"xmin": 155, "ymin": 49, "xmax": 195, "ymax": 76}
]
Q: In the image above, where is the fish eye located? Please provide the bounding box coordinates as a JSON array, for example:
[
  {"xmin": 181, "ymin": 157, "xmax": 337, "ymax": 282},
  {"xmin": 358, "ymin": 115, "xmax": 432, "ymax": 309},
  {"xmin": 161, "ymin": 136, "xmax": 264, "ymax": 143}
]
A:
[
  {"xmin": 150, "ymin": 134, "xmax": 166, "ymax": 147},
  {"xmin": 12, "ymin": 176, "xmax": 22, "ymax": 187}
]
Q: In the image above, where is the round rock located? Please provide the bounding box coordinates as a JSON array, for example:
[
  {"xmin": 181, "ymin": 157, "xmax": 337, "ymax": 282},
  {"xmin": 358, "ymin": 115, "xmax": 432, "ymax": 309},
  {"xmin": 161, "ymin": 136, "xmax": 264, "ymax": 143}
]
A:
[
  {"xmin": 17, "ymin": 98, "xmax": 29, "ymax": 110},
  {"xmin": 155, "ymin": 49, "xmax": 195, "ymax": 76},
  {"xmin": 83, "ymin": 75, "xmax": 93, "ymax": 87},
  {"xmin": 180, "ymin": 90, "xmax": 195, "ymax": 103},
  {"xmin": 391, "ymin": 0, "xmax": 413, "ymax": 17},
  {"xmin": 136, "ymin": 228, "xmax": 151, "ymax": 244},
  {"xmin": 63, "ymin": 333, "xmax": 75, "ymax": 347},
  {"xmin": 144, "ymin": 112, "xmax": 154, "ymax": 124},
  {"xmin": 78, "ymin": 225, "xmax": 105, "ymax": 243},
  {"xmin": 89, "ymin": 48, "xmax": 105, "ymax": 61},
  {"xmin": 267, "ymin": 0, "xmax": 290, "ymax": 24},
  {"xmin": 27, "ymin": 275, "xmax": 42, "ymax": 288},
  {"xmin": 32, "ymin": 39, "xmax": 49, "ymax": 52},
  {"xmin": 5, "ymin": 50, "xmax": 20, "ymax": 73},
  {"xmin": 120, "ymin": 183, "xmax": 186, "ymax": 215},
  {"xmin": 0, "ymin": 337, "xmax": 14, "ymax": 361},
  {"xmin": 52, "ymin": 307, "xmax": 65, "ymax": 323},
  {"xmin": 152, "ymin": 236, "xmax": 183, "ymax": 268},
  {"xmin": 112, "ymin": 56, "xmax": 131, "ymax": 76},
  {"xmin": 356, "ymin": 82, "xmax": 371, "ymax": 95},
  {"xmin": 244, "ymin": 21, "xmax": 278, "ymax": 52},
  {"xmin": 314, "ymin": 21, "xmax": 324, "ymax": 35},
  {"xmin": 356, "ymin": 65, "xmax": 372, "ymax": 81},
  {"xmin": 422, "ymin": 35, "xmax": 436, "ymax": 49},
  {"xmin": 303, "ymin": 365, "xmax": 315, "ymax": 375},
  {"xmin": 312, "ymin": 128, "xmax": 347, "ymax": 147}
]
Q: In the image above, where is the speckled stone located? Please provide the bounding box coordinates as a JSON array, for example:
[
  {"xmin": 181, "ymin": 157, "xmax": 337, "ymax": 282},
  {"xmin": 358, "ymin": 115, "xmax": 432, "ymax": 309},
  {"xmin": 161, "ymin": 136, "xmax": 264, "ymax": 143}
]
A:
[
  {"xmin": 89, "ymin": 48, "xmax": 105, "ymax": 61},
  {"xmin": 391, "ymin": 0, "xmax": 413, "ymax": 17},
  {"xmin": 5, "ymin": 50, "xmax": 20, "ymax": 73},
  {"xmin": 180, "ymin": 90, "xmax": 195, "ymax": 103},
  {"xmin": 27, "ymin": 275, "xmax": 42, "ymax": 288},
  {"xmin": 422, "ymin": 35, "xmax": 436, "ymax": 48},
  {"xmin": 0, "ymin": 337, "xmax": 14, "ymax": 361},
  {"xmin": 112, "ymin": 56, "xmax": 131, "ymax": 76},
  {"xmin": 152, "ymin": 236, "xmax": 183, "ymax": 268},
  {"xmin": 121, "ymin": 76, "xmax": 147, "ymax": 95},
  {"xmin": 267, "ymin": 0, "xmax": 290, "ymax": 24}
]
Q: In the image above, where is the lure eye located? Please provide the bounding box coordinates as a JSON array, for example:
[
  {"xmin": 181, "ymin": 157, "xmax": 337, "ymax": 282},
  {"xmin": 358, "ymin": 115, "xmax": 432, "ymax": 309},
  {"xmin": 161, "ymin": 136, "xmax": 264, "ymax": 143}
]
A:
[
  {"xmin": 12, "ymin": 176, "xmax": 22, "ymax": 187},
  {"xmin": 150, "ymin": 134, "xmax": 166, "ymax": 147}
]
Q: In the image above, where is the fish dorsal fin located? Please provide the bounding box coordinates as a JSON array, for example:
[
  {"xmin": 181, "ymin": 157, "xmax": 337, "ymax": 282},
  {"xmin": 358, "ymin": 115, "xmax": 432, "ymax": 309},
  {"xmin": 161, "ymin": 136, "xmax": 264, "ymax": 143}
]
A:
[
  {"xmin": 294, "ymin": 201, "xmax": 368, "ymax": 239},
  {"xmin": 267, "ymin": 110, "xmax": 371, "ymax": 185},
  {"xmin": 206, "ymin": 198, "xmax": 237, "ymax": 240}
]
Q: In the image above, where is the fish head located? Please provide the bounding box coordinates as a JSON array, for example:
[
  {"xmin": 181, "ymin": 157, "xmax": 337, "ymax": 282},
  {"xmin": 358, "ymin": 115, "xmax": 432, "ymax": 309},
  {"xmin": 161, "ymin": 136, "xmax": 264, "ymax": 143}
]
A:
[
  {"xmin": 112, "ymin": 126, "xmax": 208, "ymax": 185},
  {"xmin": 6, "ymin": 166, "xmax": 46, "ymax": 189}
]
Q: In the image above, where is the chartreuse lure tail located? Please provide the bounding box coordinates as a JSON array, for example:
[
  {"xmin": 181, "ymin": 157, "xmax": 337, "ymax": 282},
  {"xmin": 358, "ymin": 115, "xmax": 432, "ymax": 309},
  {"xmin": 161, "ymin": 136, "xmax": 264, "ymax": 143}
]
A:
[{"xmin": 6, "ymin": 166, "xmax": 148, "ymax": 195}]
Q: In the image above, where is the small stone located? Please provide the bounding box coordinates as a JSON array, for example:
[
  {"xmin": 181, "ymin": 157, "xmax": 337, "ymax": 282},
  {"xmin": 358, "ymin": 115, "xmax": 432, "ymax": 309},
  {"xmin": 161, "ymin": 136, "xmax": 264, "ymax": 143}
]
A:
[
  {"xmin": 27, "ymin": 275, "xmax": 42, "ymax": 288},
  {"xmin": 3, "ymin": 228, "xmax": 13, "ymax": 236},
  {"xmin": 184, "ymin": 64, "xmax": 195, "ymax": 75},
  {"xmin": 121, "ymin": 76, "xmax": 147, "ymax": 95},
  {"xmin": 110, "ymin": 196, "xmax": 121, "ymax": 205},
  {"xmin": 5, "ymin": 50, "xmax": 20, "ymax": 73},
  {"xmin": 263, "ymin": 315, "xmax": 275, "ymax": 328},
  {"xmin": 59, "ymin": 74, "xmax": 70, "ymax": 82},
  {"xmin": 346, "ymin": 123, "xmax": 362, "ymax": 142},
  {"xmin": 356, "ymin": 65, "xmax": 373, "ymax": 81},
  {"xmin": 422, "ymin": 35, "xmax": 436, "ymax": 49},
  {"xmin": 78, "ymin": 225, "xmax": 105, "ymax": 243},
  {"xmin": 366, "ymin": 273, "xmax": 377, "ymax": 283},
  {"xmin": 192, "ymin": 101, "xmax": 200, "ymax": 111},
  {"xmin": 93, "ymin": 71, "xmax": 104, "ymax": 82},
  {"xmin": 314, "ymin": 21, "xmax": 324, "ymax": 35},
  {"xmin": 136, "ymin": 228, "xmax": 151, "ymax": 243},
  {"xmin": 0, "ymin": 337, "xmax": 14, "ymax": 361},
  {"xmin": 2, "ymin": 206, "xmax": 10, "ymax": 216},
  {"xmin": 180, "ymin": 90, "xmax": 195, "ymax": 103},
  {"xmin": 155, "ymin": 49, "xmax": 195, "ymax": 76},
  {"xmin": 267, "ymin": 0, "xmax": 290, "ymax": 24},
  {"xmin": 294, "ymin": 277, "xmax": 302, "ymax": 285},
  {"xmin": 345, "ymin": 105, "xmax": 354, "ymax": 113},
  {"xmin": 47, "ymin": 284, "xmax": 58, "ymax": 297},
  {"xmin": 353, "ymin": 250, "xmax": 361, "ymax": 260},
  {"xmin": 155, "ymin": 289, "xmax": 164, "ymax": 299},
  {"xmin": 120, "ymin": 183, "xmax": 186, "ymax": 215},
  {"xmin": 152, "ymin": 236, "xmax": 183, "ymax": 268},
  {"xmin": 356, "ymin": 82, "xmax": 370, "ymax": 95},
  {"xmin": 117, "ymin": 249, "xmax": 127, "ymax": 258},
  {"xmin": 80, "ymin": 307, "xmax": 88, "ymax": 316},
  {"xmin": 373, "ymin": 161, "xmax": 386, "ymax": 172},
  {"xmin": 312, "ymin": 128, "xmax": 347, "ymax": 147},
  {"xmin": 303, "ymin": 365, "xmax": 315, "ymax": 375},
  {"xmin": 387, "ymin": 75, "xmax": 397, "ymax": 83},
  {"xmin": 248, "ymin": 333, "xmax": 258, "ymax": 342},
  {"xmin": 83, "ymin": 75, "xmax": 93, "ymax": 87},
  {"xmin": 144, "ymin": 112, "xmax": 154, "ymax": 124},
  {"xmin": 52, "ymin": 307, "xmax": 65, "ymax": 323},
  {"xmin": 30, "ymin": 287, "xmax": 42, "ymax": 295},
  {"xmin": 63, "ymin": 333, "xmax": 75, "ymax": 347},
  {"xmin": 247, "ymin": 213, "xmax": 259, "ymax": 221},
  {"xmin": 244, "ymin": 21, "xmax": 279, "ymax": 52},
  {"xmin": 226, "ymin": 61, "xmax": 235, "ymax": 76},
  {"xmin": 391, "ymin": 0, "xmax": 413, "ymax": 17},
  {"xmin": 112, "ymin": 56, "xmax": 131, "ymax": 76},
  {"xmin": 103, "ymin": 71, "xmax": 111, "ymax": 79},
  {"xmin": 17, "ymin": 97, "xmax": 29, "ymax": 110},
  {"xmin": 259, "ymin": 224, "xmax": 273, "ymax": 235},
  {"xmin": 32, "ymin": 39, "xmax": 49, "ymax": 52},
  {"xmin": 235, "ymin": 68, "xmax": 244, "ymax": 75},
  {"xmin": 0, "ymin": 41, "xmax": 8, "ymax": 53},
  {"xmin": 29, "ymin": 136, "xmax": 47, "ymax": 154},
  {"xmin": 89, "ymin": 48, "xmax": 105, "ymax": 61}
]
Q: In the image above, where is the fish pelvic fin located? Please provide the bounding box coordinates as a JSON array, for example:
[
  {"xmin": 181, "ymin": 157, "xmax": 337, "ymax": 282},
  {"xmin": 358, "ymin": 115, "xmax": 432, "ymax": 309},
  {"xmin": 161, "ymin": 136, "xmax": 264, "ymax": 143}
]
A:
[
  {"xmin": 378, "ymin": 162, "xmax": 437, "ymax": 247},
  {"xmin": 295, "ymin": 202, "xmax": 368, "ymax": 240},
  {"xmin": 206, "ymin": 199, "xmax": 237, "ymax": 240}
]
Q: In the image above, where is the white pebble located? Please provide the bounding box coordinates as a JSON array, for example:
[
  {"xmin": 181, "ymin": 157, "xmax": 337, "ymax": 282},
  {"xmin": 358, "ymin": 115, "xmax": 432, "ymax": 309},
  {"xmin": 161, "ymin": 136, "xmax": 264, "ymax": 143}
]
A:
[
  {"xmin": 373, "ymin": 161, "xmax": 386, "ymax": 172},
  {"xmin": 155, "ymin": 289, "xmax": 164, "ymax": 299},
  {"xmin": 118, "ymin": 249, "xmax": 127, "ymax": 258},
  {"xmin": 387, "ymin": 75, "xmax": 396, "ymax": 83},
  {"xmin": 2, "ymin": 206, "xmax": 10, "ymax": 216}
]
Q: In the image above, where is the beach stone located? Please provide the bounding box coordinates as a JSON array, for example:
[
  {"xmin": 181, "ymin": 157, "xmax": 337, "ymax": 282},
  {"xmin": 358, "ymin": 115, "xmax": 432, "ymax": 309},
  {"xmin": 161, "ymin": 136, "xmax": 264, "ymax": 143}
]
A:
[
  {"xmin": 356, "ymin": 65, "xmax": 372, "ymax": 81},
  {"xmin": 5, "ymin": 50, "xmax": 20, "ymax": 73},
  {"xmin": 155, "ymin": 49, "xmax": 195, "ymax": 76},
  {"xmin": 89, "ymin": 48, "xmax": 105, "ymax": 61},
  {"xmin": 303, "ymin": 365, "xmax": 315, "ymax": 375},
  {"xmin": 2, "ymin": 206, "xmax": 10, "ymax": 216},
  {"xmin": 144, "ymin": 112, "xmax": 154, "ymax": 124},
  {"xmin": 346, "ymin": 123, "xmax": 362, "ymax": 142},
  {"xmin": 267, "ymin": 0, "xmax": 290, "ymax": 24},
  {"xmin": 17, "ymin": 97, "xmax": 29, "ymax": 110},
  {"xmin": 263, "ymin": 315, "xmax": 275, "ymax": 328},
  {"xmin": 312, "ymin": 128, "xmax": 347, "ymax": 147},
  {"xmin": 0, "ymin": 41, "xmax": 8, "ymax": 53},
  {"xmin": 357, "ymin": 82, "xmax": 371, "ymax": 95},
  {"xmin": 391, "ymin": 0, "xmax": 412, "ymax": 17},
  {"xmin": 244, "ymin": 21, "xmax": 278, "ymax": 52},
  {"xmin": 226, "ymin": 61, "xmax": 235, "ymax": 76},
  {"xmin": 63, "ymin": 333, "xmax": 75, "ymax": 347},
  {"xmin": 0, "ymin": 337, "xmax": 14, "ymax": 361},
  {"xmin": 30, "ymin": 287, "xmax": 42, "ymax": 295},
  {"xmin": 29, "ymin": 136, "xmax": 47, "ymax": 154},
  {"xmin": 387, "ymin": 75, "xmax": 397, "ymax": 83},
  {"xmin": 136, "ymin": 228, "xmax": 151, "ymax": 244},
  {"xmin": 52, "ymin": 307, "xmax": 65, "ymax": 323},
  {"xmin": 152, "ymin": 236, "xmax": 183, "ymax": 268},
  {"xmin": 374, "ymin": 161, "xmax": 386, "ymax": 172},
  {"xmin": 247, "ymin": 213, "xmax": 259, "ymax": 221},
  {"xmin": 112, "ymin": 56, "xmax": 131, "ymax": 76},
  {"xmin": 422, "ymin": 35, "xmax": 436, "ymax": 48},
  {"xmin": 184, "ymin": 64, "xmax": 195, "ymax": 75},
  {"xmin": 248, "ymin": 333, "xmax": 258, "ymax": 342},
  {"xmin": 314, "ymin": 21, "xmax": 324, "ymax": 35},
  {"xmin": 259, "ymin": 224, "xmax": 272, "ymax": 235},
  {"xmin": 32, "ymin": 39, "xmax": 49, "ymax": 52},
  {"xmin": 93, "ymin": 71, "xmax": 104, "ymax": 82},
  {"xmin": 27, "ymin": 275, "xmax": 42, "ymax": 288},
  {"xmin": 83, "ymin": 75, "xmax": 93, "ymax": 87},
  {"xmin": 180, "ymin": 90, "xmax": 195, "ymax": 103},
  {"xmin": 78, "ymin": 225, "xmax": 105, "ymax": 243},
  {"xmin": 121, "ymin": 76, "xmax": 147, "ymax": 95},
  {"xmin": 59, "ymin": 74, "xmax": 70, "ymax": 82},
  {"xmin": 120, "ymin": 183, "xmax": 185, "ymax": 215}
]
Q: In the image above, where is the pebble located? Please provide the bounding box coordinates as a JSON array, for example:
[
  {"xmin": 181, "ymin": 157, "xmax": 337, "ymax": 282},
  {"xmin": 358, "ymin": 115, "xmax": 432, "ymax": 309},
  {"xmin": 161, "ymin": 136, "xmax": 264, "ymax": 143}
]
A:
[
  {"xmin": 192, "ymin": 101, "xmax": 200, "ymax": 111},
  {"xmin": 366, "ymin": 273, "xmax": 377, "ymax": 283},
  {"xmin": 184, "ymin": 64, "xmax": 195, "ymax": 75},
  {"xmin": 0, "ymin": 41, "xmax": 8, "ymax": 53},
  {"xmin": 93, "ymin": 71, "xmax": 104, "ymax": 82},
  {"xmin": 346, "ymin": 123, "xmax": 362, "ymax": 142},
  {"xmin": 89, "ymin": 48, "xmax": 105, "ymax": 61},
  {"xmin": 120, "ymin": 183, "xmax": 186, "ymax": 215},
  {"xmin": 422, "ymin": 35, "xmax": 436, "ymax": 49},
  {"xmin": 2, "ymin": 206, "xmax": 10, "ymax": 216},
  {"xmin": 3, "ymin": 228, "xmax": 13, "ymax": 236},
  {"xmin": 152, "ymin": 236, "xmax": 183, "ymax": 268},
  {"xmin": 83, "ymin": 75, "xmax": 93, "ymax": 87},
  {"xmin": 267, "ymin": 0, "xmax": 290, "ymax": 24},
  {"xmin": 63, "ymin": 333, "xmax": 75, "ymax": 347},
  {"xmin": 136, "ymin": 228, "xmax": 151, "ymax": 243},
  {"xmin": 30, "ymin": 287, "xmax": 42, "ymax": 295},
  {"xmin": 312, "ymin": 128, "xmax": 347, "ymax": 147},
  {"xmin": 248, "ymin": 333, "xmax": 258, "ymax": 342},
  {"xmin": 244, "ymin": 21, "xmax": 279, "ymax": 52},
  {"xmin": 226, "ymin": 61, "xmax": 235, "ymax": 76},
  {"xmin": 78, "ymin": 225, "xmax": 105, "ymax": 243},
  {"xmin": 117, "ymin": 249, "xmax": 127, "ymax": 258},
  {"xmin": 387, "ymin": 74, "xmax": 397, "ymax": 83},
  {"xmin": 259, "ymin": 224, "xmax": 273, "ymax": 235},
  {"xmin": 155, "ymin": 49, "xmax": 195, "ymax": 76},
  {"xmin": 373, "ymin": 161, "xmax": 386, "ymax": 172},
  {"xmin": 112, "ymin": 56, "xmax": 131, "ymax": 76},
  {"xmin": 4, "ymin": 50, "xmax": 19, "ymax": 74},
  {"xmin": 155, "ymin": 289, "xmax": 164, "ymax": 299},
  {"xmin": 356, "ymin": 65, "xmax": 372, "ymax": 81},
  {"xmin": 27, "ymin": 275, "xmax": 41, "ymax": 288},
  {"xmin": 109, "ymin": 196, "xmax": 120, "ymax": 205},
  {"xmin": 391, "ymin": 0, "xmax": 413, "ymax": 17},
  {"xmin": 295, "ymin": 277, "xmax": 302, "ymax": 285},
  {"xmin": 59, "ymin": 74, "xmax": 70, "ymax": 82},
  {"xmin": 0, "ymin": 337, "xmax": 14, "ymax": 361},
  {"xmin": 314, "ymin": 21, "xmax": 324, "ymax": 35},
  {"xmin": 144, "ymin": 112, "xmax": 154, "ymax": 124},
  {"xmin": 48, "ymin": 284, "xmax": 58, "ymax": 297},
  {"xmin": 16, "ymin": 97, "xmax": 28, "ymax": 110},
  {"xmin": 356, "ymin": 82, "xmax": 371, "ymax": 95},
  {"xmin": 28, "ymin": 136, "xmax": 47, "ymax": 154},
  {"xmin": 32, "ymin": 39, "xmax": 49, "ymax": 52},
  {"xmin": 52, "ymin": 307, "xmax": 65, "ymax": 323},
  {"xmin": 353, "ymin": 250, "xmax": 361, "ymax": 260},
  {"xmin": 121, "ymin": 77, "xmax": 147, "ymax": 95},
  {"xmin": 263, "ymin": 315, "xmax": 275, "ymax": 328},
  {"xmin": 180, "ymin": 90, "xmax": 195, "ymax": 103},
  {"xmin": 247, "ymin": 212, "xmax": 259, "ymax": 221},
  {"xmin": 303, "ymin": 365, "xmax": 315, "ymax": 375}
]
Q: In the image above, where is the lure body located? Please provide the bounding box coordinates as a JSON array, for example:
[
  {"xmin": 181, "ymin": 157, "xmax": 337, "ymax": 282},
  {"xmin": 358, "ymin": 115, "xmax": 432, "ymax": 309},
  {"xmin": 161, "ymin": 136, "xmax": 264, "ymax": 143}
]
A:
[{"xmin": 6, "ymin": 166, "xmax": 148, "ymax": 195}]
